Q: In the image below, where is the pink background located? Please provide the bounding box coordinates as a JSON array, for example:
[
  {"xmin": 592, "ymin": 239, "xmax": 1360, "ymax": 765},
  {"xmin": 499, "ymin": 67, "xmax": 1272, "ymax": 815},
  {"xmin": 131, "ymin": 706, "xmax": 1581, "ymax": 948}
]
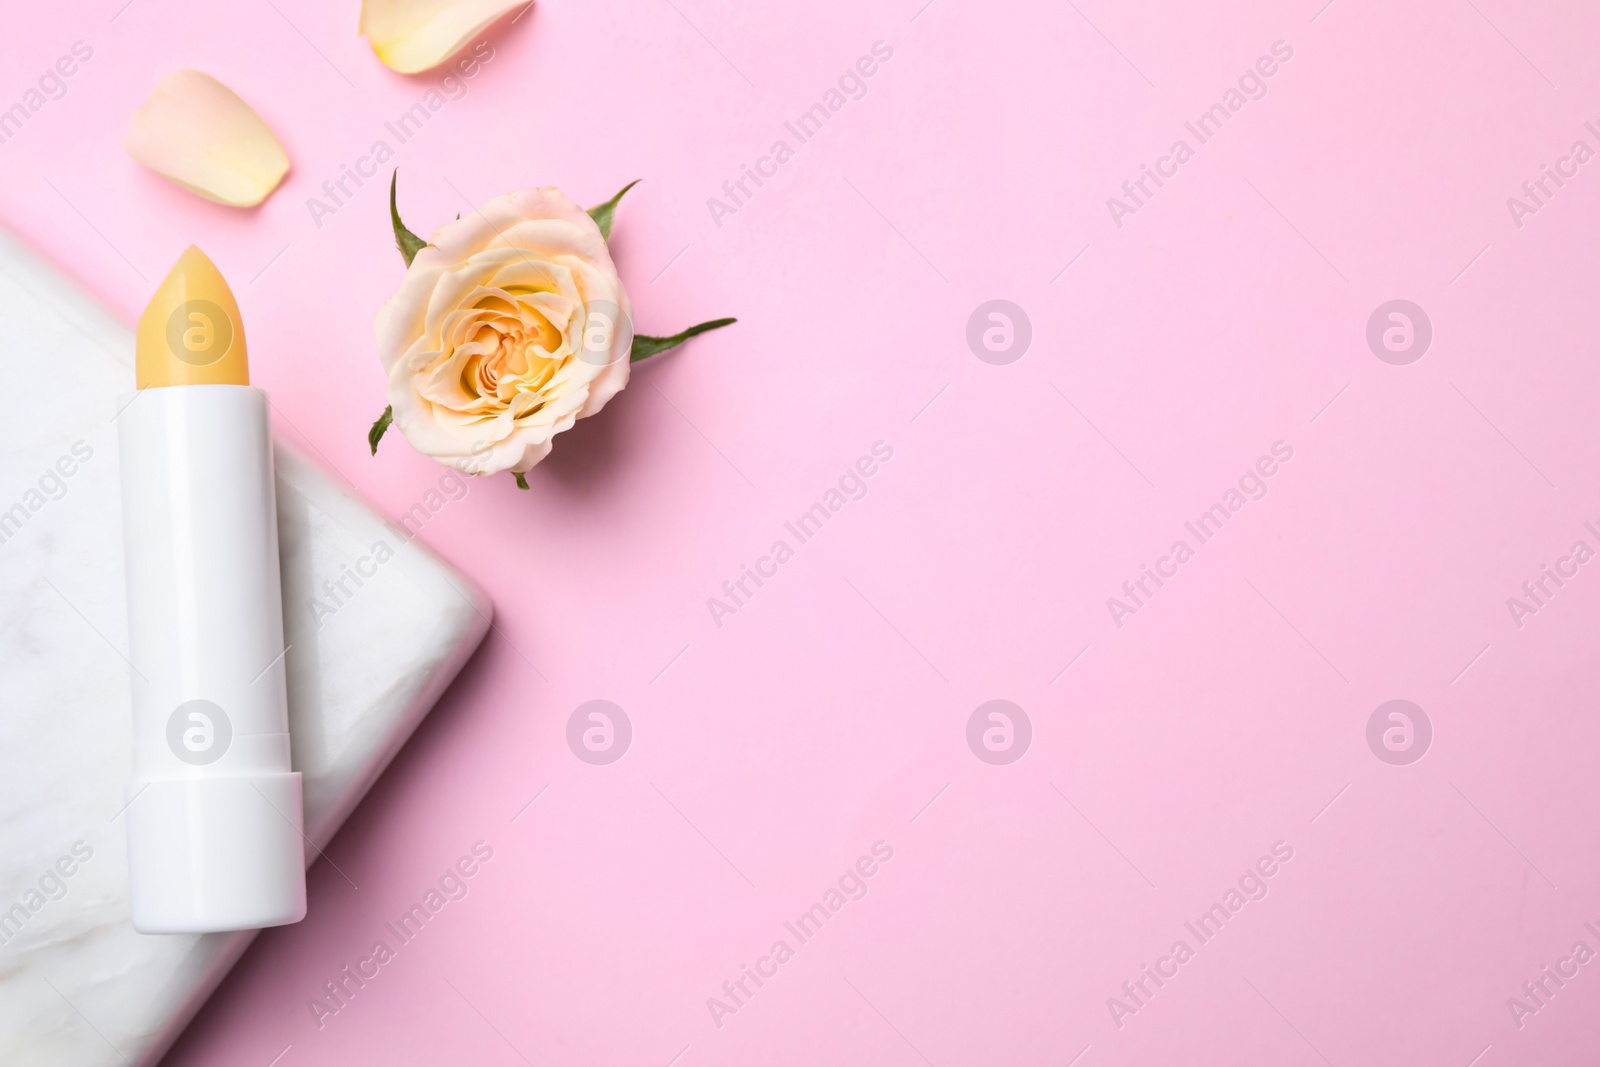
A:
[{"xmin": 6, "ymin": 0, "xmax": 1600, "ymax": 1062}]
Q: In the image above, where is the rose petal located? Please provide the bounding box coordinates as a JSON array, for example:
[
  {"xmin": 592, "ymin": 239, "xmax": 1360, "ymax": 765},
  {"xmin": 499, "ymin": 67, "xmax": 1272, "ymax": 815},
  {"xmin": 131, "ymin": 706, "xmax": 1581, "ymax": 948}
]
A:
[
  {"xmin": 360, "ymin": 0, "xmax": 526, "ymax": 74},
  {"xmin": 124, "ymin": 70, "xmax": 289, "ymax": 207}
]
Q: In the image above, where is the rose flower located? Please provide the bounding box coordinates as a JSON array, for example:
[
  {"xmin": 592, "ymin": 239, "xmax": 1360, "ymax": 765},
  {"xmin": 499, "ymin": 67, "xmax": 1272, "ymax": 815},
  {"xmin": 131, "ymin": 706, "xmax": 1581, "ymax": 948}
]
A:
[{"xmin": 374, "ymin": 187, "xmax": 633, "ymax": 477}]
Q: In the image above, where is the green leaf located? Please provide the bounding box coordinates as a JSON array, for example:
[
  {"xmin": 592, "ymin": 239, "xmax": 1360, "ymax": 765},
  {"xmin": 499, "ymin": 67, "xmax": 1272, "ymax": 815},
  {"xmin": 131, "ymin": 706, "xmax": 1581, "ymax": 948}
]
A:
[
  {"xmin": 631, "ymin": 317, "xmax": 737, "ymax": 363},
  {"xmin": 367, "ymin": 405, "xmax": 393, "ymax": 454},
  {"xmin": 587, "ymin": 179, "xmax": 641, "ymax": 241},
  {"xmin": 513, "ymin": 471, "xmax": 530, "ymax": 490},
  {"xmin": 390, "ymin": 171, "xmax": 427, "ymax": 267}
]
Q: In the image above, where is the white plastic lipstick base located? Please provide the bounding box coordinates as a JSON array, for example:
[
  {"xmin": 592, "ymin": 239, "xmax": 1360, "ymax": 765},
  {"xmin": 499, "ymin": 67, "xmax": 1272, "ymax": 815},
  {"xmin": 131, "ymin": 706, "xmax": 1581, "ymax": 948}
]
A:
[{"xmin": 118, "ymin": 384, "xmax": 306, "ymax": 934}]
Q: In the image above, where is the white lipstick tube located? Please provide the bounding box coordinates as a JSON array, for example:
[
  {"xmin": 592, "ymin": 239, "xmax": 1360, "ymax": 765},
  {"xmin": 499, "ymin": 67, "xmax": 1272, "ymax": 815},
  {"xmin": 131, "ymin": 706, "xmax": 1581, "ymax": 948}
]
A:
[{"xmin": 119, "ymin": 384, "xmax": 306, "ymax": 933}]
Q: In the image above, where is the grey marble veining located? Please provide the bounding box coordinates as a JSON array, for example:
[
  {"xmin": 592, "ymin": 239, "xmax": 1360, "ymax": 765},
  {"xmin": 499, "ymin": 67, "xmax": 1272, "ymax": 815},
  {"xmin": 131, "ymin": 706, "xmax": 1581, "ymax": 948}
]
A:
[{"xmin": 0, "ymin": 228, "xmax": 491, "ymax": 1066}]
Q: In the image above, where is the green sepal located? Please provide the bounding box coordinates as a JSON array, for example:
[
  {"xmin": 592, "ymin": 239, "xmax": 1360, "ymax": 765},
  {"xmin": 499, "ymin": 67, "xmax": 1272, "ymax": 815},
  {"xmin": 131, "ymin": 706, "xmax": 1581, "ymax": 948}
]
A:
[
  {"xmin": 368, "ymin": 405, "xmax": 393, "ymax": 454},
  {"xmin": 631, "ymin": 317, "xmax": 736, "ymax": 362},
  {"xmin": 513, "ymin": 472, "xmax": 530, "ymax": 490},
  {"xmin": 587, "ymin": 180, "xmax": 641, "ymax": 241},
  {"xmin": 390, "ymin": 171, "xmax": 427, "ymax": 267}
]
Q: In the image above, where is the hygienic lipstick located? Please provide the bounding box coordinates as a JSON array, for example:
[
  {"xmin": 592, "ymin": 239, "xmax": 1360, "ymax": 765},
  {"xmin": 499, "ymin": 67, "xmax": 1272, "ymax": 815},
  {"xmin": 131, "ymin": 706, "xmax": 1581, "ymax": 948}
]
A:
[{"xmin": 119, "ymin": 246, "xmax": 305, "ymax": 933}]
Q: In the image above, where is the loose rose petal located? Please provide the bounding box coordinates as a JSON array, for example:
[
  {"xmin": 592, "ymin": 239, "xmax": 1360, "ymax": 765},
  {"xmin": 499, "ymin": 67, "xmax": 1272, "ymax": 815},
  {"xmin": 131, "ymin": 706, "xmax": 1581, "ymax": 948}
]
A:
[
  {"xmin": 360, "ymin": 0, "xmax": 525, "ymax": 74},
  {"xmin": 124, "ymin": 70, "xmax": 289, "ymax": 207}
]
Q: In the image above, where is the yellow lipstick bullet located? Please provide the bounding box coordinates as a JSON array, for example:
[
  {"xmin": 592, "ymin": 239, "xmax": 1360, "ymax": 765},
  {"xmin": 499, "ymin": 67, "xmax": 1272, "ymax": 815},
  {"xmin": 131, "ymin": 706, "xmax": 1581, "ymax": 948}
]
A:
[{"xmin": 134, "ymin": 245, "xmax": 250, "ymax": 389}]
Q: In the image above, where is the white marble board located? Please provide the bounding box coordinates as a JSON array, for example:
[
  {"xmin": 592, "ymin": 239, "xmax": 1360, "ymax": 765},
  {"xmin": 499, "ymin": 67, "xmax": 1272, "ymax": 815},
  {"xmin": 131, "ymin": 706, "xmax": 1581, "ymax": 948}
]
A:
[{"xmin": 0, "ymin": 226, "xmax": 492, "ymax": 1066}]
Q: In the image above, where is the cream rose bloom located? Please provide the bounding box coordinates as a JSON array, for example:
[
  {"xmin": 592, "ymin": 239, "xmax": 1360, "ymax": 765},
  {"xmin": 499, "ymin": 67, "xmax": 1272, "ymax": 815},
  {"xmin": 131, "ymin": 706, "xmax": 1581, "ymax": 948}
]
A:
[{"xmin": 375, "ymin": 187, "xmax": 633, "ymax": 476}]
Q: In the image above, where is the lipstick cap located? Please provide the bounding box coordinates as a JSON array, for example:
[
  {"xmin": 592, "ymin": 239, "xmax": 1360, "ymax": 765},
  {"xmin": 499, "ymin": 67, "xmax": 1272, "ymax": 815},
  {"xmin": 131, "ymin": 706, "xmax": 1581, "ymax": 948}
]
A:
[{"xmin": 125, "ymin": 772, "xmax": 306, "ymax": 933}]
